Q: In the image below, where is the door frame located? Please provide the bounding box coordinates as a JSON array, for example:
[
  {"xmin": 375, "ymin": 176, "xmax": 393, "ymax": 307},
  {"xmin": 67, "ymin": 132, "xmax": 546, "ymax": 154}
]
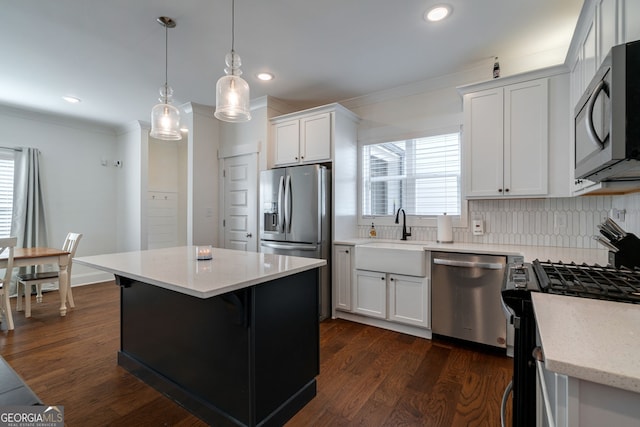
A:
[{"xmin": 218, "ymin": 141, "xmax": 261, "ymax": 252}]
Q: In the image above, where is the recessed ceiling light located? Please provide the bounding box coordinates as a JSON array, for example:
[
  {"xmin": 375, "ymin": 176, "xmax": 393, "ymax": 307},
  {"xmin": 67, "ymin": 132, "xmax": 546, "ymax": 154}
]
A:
[
  {"xmin": 425, "ymin": 4, "xmax": 452, "ymax": 22},
  {"xmin": 62, "ymin": 95, "xmax": 81, "ymax": 104},
  {"xmin": 256, "ymin": 72, "xmax": 274, "ymax": 81}
]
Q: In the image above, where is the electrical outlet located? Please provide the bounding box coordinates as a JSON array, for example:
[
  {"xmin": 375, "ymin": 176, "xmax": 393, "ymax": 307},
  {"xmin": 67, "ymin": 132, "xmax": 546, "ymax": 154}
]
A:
[
  {"xmin": 554, "ymin": 212, "xmax": 567, "ymax": 229},
  {"xmin": 610, "ymin": 208, "xmax": 626, "ymax": 222}
]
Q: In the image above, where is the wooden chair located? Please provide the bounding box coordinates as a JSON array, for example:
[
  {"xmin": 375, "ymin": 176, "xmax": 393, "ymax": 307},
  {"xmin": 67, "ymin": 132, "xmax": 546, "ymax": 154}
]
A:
[
  {"xmin": 0, "ymin": 237, "xmax": 17, "ymax": 330},
  {"xmin": 16, "ymin": 232, "xmax": 83, "ymax": 318}
]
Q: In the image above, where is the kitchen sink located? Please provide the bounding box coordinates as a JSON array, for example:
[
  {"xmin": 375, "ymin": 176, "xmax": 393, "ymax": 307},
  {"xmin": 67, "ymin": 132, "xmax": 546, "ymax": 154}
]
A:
[{"xmin": 355, "ymin": 241, "xmax": 427, "ymax": 276}]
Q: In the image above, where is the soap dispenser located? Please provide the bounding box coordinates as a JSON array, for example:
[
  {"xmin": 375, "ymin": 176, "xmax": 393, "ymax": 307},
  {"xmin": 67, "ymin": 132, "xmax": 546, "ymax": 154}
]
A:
[{"xmin": 369, "ymin": 223, "xmax": 377, "ymax": 238}]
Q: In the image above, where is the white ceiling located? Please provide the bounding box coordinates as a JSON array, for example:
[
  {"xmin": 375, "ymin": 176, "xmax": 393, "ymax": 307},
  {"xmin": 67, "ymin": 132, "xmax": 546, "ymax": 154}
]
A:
[{"xmin": 0, "ymin": 0, "xmax": 584, "ymax": 129}]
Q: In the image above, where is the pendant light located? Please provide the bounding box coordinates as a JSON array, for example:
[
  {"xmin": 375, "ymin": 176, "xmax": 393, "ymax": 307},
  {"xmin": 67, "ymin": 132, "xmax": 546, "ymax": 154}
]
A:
[
  {"xmin": 150, "ymin": 16, "xmax": 182, "ymax": 140},
  {"xmin": 214, "ymin": 0, "xmax": 251, "ymax": 122}
]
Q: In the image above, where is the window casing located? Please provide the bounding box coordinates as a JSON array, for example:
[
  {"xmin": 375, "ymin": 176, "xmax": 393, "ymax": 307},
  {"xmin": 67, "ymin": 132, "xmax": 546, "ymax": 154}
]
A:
[
  {"xmin": 361, "ymin": 132, "xmax": 463, "ymax": 224},
  {"xmin": 0, "ymin": 152, "xmax": 14, "ymax": 238}
]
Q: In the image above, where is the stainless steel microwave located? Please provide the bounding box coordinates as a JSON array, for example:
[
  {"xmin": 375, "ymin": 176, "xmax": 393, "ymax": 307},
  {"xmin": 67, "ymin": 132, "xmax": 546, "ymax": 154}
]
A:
[{"xmin": 575, "ymin": 40, "xmax": 640, "ymax": 182}]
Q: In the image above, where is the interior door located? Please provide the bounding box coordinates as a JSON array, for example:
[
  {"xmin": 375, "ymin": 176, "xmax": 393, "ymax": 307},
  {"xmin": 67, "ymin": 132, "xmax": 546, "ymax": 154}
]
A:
[{"xmin": 223, "ymin": 153, "xmax": 258, "ymax": 251}]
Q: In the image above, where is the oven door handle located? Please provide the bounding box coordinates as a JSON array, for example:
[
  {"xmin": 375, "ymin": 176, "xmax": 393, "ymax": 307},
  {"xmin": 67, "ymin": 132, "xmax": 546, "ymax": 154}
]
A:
[
  {"xmin": 533, "ymin": 347, "xmax": 556, "ymax": 427},
  {"xmin": 433, "ymin": 258, "xmax": 504, "ymax": 270}
]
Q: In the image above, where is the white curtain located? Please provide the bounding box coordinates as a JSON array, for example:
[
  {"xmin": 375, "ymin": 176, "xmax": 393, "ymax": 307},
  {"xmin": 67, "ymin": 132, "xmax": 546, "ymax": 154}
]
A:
[{"xmin": 9, "ymin": 147, "xmax": 48, "ymax": 293}]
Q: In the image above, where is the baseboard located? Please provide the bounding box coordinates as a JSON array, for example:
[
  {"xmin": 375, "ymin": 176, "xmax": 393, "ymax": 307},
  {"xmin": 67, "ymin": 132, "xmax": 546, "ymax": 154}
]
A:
[{"xmin": 71, "ymin": 271, "xmax": 114, "ymax": 286}]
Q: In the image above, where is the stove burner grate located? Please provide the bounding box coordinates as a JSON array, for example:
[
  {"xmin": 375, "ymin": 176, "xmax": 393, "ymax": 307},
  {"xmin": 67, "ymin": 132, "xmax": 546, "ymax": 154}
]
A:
[{"xmin": 532, "ymin": 260, "xmax": 640, "ymax": 303}]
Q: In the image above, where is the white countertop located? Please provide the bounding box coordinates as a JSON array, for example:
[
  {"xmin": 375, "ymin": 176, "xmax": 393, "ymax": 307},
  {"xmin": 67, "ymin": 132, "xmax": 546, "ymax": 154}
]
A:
[
  {"xmin": 75, "ymin": 246, "xmax": 326, "ymax": 299},
  {"xmin": 334, "ymin": 238, "xmax": 609, "ymax": 265},
  {"xmin": 532, "ymin": 293, "xmax": 640, "ymax": 393}
]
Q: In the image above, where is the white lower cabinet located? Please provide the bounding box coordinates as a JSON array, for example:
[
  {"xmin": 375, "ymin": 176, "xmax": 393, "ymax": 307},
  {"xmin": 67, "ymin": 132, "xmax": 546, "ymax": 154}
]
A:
[
  {"xmin": 538, "ymin": 364, "xmax": 640, "ymax": 427},
  {"xmin": 388, "ymin": 274, "xmax": 430, "ymax": 328},
  {"xmin": 333, "ymin": 245, "xmax": 353, "ymax": 313},
  {"xmin": 354, "ymin": 270, "xmax": 387, "ymax": 319},
  {"xmin": 353, "ymin": 270, "xmax": 430, "ymax": 328}
]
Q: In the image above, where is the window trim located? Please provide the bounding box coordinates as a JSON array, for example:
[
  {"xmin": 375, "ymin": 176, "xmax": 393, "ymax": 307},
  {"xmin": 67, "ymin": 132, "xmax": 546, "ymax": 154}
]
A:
[
  {"xmin": 357, "ymin": 127, "xmax": 468, "ymax": 229},
  {"xmin": 0, "ymin": 150, "xmax": 15, "ymax": 238}
]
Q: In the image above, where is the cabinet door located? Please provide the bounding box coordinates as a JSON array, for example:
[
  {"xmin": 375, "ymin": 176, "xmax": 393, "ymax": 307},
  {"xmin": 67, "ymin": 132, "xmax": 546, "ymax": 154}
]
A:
[
  {"xmin": 334, "ymin": 245, "xmax": 353, "ymax": 312},
  {"xmin": 273, "ymin": 120, "xmax": 300, "ymax": 166},
  {"xmin": 598, "ymin": 0, "xmax": 617, "ymax": 66},
  {"xmin": 582, "ymin": 19, "xmax": 597, "ymax": 90},
  {"xmin": 464, "ymin": 88, "xmax": 504, "ymax": 197},
  {"xmin": 388, "ymin": 274, "xmax": 429, "ymax": 328},
  {"xmin": 301, "ymin": 113, "xmax": 331, "ymax": 163},
  {"xmin": 623, "ymin": 0, "xmax": 640, "ymax": 42},
  {"xmin": 354, "ymin": 270, "xmax": 386, "ymax": 319},
  {"xmin": 504, "ymin": 79, "xmax": 548, "ymax": 196}
]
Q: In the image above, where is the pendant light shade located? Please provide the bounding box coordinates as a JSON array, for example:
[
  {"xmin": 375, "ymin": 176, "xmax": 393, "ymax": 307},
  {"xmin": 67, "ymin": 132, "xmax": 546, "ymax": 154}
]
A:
[
  {"xmin": 150, "ymin": 17, "xmax": 181, "ymax": 140},
  {"xmin": 214, "ymin": 0, "xmax": 251, "ymax": 123}
]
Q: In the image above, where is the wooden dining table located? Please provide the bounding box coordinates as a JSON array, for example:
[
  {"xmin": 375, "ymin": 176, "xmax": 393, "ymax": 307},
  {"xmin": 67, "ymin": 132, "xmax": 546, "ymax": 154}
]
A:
[{"xmin": 0, "ymin": 247, "xmax": 71, "ymax": 317}]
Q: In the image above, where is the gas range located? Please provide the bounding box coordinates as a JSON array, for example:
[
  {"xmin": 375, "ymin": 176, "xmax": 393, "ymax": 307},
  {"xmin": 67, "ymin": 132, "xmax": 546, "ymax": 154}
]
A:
[
  {"xmin": 501, "ymin": 259, "xmax": 640, "ymax": 427},
  {"xmin": 504, "ymin": 260, "xmax": 640, "ymax": 304}
]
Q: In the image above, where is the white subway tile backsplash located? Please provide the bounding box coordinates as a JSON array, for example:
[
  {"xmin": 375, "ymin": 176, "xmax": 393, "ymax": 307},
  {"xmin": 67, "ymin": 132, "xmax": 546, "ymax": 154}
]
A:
[{"xmin": 358, "ymin": 193, "xmax": 640, "ymax": 248}]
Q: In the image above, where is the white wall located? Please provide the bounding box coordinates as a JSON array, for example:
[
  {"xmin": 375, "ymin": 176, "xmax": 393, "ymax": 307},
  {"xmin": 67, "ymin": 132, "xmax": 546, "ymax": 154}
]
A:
[
  {"xmin": 116, "ymin": 121, "xmax": 146, "ymax": 252},
  {"xmin": 184, "ymin": 103, "xmax": 219, "ymax": 246},
  {"xmin": 0, "ymin": 105, "xmax": 118, "ymax": 284}
]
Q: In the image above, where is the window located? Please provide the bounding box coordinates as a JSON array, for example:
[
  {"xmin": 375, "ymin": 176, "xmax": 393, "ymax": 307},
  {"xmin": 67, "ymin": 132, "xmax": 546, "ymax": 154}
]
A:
[
  {"xmin": 362, "ymin": 132, "xmax": 461, "ymax": 218},
  {"xmin": 0, "ymin": 153, "xmax": 14, "ymax": 238}
]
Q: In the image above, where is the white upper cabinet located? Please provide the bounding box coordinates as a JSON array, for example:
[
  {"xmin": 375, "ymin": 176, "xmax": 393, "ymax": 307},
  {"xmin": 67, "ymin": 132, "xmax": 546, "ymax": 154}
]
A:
[
  {"xmin": 623, "ymin": 0, "xmax": 640, "ymax": 42},
  {"xmin": 269, "ymin": 103, "xmax": 358, "ymax": 169},
  {"xmin": 463, "ymin": 78, "xmax": 550, "ymax": 198},
  {"xmin": 272, "ymin": 120, "xmax": 301, "ymax": 166},
  {"xmin": 272, "ymin": 111, "xmax": 332, "ymax": 166},
  {"xmin": 301, "ymin": 113, "xmax": 332, "ymax": 163}
]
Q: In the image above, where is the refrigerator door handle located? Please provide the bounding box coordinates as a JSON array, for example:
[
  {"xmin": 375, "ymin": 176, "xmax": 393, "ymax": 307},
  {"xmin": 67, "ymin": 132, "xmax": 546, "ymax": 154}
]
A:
[
  {"xmin": 277, "ymin": 175, "xmax": 285, "ymax": 232},
  {"xmin": 284, "ymin": 174, "xmax": 292, "ymax": 233},
  {"xmin": 260, "ymin": 241, "xmax": 318, "ymax": 251}
]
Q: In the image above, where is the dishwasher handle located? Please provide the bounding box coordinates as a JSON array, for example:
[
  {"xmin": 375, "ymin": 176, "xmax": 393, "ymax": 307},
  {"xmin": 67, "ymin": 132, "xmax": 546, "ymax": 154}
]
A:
[{"xmin": 433, "ymin": 258, "xmax": 504, "ymax": 270}]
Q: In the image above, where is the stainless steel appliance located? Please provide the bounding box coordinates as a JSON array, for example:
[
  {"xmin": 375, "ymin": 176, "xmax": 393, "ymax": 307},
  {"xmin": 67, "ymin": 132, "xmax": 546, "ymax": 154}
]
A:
[
  {"xmin": 259, "ymin": 164, "xmax": 330, "ymax": 319},
  {"xmin": 501, "ymin": 260, "xmax": 640, "ymax": 427},
  {"xmin": 574, "ymin": 40, "xmax": 640, "ymax": 183},
  {"xmin": 431, "ymin": 252, "xmax": 521, "ymax": 348}
]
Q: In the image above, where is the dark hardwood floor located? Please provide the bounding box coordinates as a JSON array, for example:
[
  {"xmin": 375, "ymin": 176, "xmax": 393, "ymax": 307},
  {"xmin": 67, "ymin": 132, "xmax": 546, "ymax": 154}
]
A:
[{"xmin": 1, "ymin": 282, "xmax": 512, "ymax": 426}]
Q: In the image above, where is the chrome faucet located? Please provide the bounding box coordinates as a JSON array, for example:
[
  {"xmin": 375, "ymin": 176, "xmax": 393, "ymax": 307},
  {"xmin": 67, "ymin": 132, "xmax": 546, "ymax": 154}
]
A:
[{"xmin": 395, "ymin": 208, "xmax": 412, "ymax": 241}]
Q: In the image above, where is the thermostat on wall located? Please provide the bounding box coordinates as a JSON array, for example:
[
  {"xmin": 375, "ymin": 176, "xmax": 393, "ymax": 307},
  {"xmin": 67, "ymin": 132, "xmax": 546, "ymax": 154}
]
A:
[{"xmin": 472, "ymin": 219, "xmax": 484, "ymax": 236}]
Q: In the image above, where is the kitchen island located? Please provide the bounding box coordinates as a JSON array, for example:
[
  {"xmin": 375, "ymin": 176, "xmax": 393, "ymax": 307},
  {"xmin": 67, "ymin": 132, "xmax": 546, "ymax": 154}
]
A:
[{"xmin": 75, "ymin": 246, "xmax": 326, "ymax": 427}]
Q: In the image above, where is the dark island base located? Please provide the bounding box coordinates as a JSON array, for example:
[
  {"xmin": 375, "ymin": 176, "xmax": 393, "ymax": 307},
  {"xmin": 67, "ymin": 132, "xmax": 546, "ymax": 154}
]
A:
[
  {"xmin": 118, "ymin": 352, "xmax": 316, "ymax": 427},
  {"xmin": 115, "ymin": 268, "xmax": 320, "ymax": 427}
]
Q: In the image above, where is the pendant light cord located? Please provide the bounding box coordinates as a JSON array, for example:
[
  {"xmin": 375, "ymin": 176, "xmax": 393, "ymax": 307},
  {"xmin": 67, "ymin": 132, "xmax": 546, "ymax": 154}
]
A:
[
  {"xmin": 164, "ymin": 23, "xmax": 169, "ymax": 89},
  {"xmin": 231, "ymin": 0, "xmax": 236, "ymax": 54}
]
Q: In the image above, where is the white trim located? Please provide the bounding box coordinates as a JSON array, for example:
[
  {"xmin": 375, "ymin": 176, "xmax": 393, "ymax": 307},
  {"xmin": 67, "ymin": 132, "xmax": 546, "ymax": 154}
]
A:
[
  {"xmin": 218, "ymin": 140, "xmax": 261, "ymax": 159},
  {"xmin": 334, "ymin": 311, "xmax": 432, "ymax": 339},
  {"xmin": 357, "ymin": 129, "xmax": 468, "ymax": 229}
]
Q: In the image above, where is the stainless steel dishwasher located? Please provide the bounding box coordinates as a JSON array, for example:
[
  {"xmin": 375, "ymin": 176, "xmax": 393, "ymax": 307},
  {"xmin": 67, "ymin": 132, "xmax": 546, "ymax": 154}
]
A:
[{"xmin": 431, "ymin": 251, "xmax": 509, "ymax": 348}]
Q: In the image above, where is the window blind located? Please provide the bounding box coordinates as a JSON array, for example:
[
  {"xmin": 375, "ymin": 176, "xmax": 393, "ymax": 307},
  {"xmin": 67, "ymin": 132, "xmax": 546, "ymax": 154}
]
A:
[
  {"xmin": 0, "ymin": 157, "xmax": 14, "ymax": 237},
  {"xmin": 362, "ymin": 133, "xmax": 461, "ymax": 217}
]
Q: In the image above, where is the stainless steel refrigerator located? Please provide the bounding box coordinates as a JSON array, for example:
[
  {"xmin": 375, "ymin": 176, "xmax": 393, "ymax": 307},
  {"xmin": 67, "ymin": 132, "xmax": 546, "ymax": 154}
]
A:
[{"xmin": 259, "ymin": 164, "xmax": 331, "ymax": 319}]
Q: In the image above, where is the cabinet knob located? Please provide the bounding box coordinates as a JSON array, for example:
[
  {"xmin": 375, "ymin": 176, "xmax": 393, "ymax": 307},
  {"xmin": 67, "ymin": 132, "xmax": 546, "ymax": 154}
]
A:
[
  {"xmin": 246, "ymin": 233, "xmax": 252, "ymax": 238},
  {"xmin": 380, "ymin": 277, "xmax": 385, "ymax": 281},
  {"xmin": 301, "ymin": 156, "xmax": 304, "ymax": 159},
  {"xmin": 505, "ymin": 188, "xmax": 510, "ymax": 193},
  {"xmin": 345, "ymin": 250, "xmax": 349, "ymax": 253},
  {"xmin": 498, "ymin": 189, "xmax": 503, "ymax": 193},
  {"xmin": 295, "ymin": 156, "xmax": 298, "ymax": 160},
  {"xmin": 390, "ymin": 277, "xmax": 394, "ymax": 281}
]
